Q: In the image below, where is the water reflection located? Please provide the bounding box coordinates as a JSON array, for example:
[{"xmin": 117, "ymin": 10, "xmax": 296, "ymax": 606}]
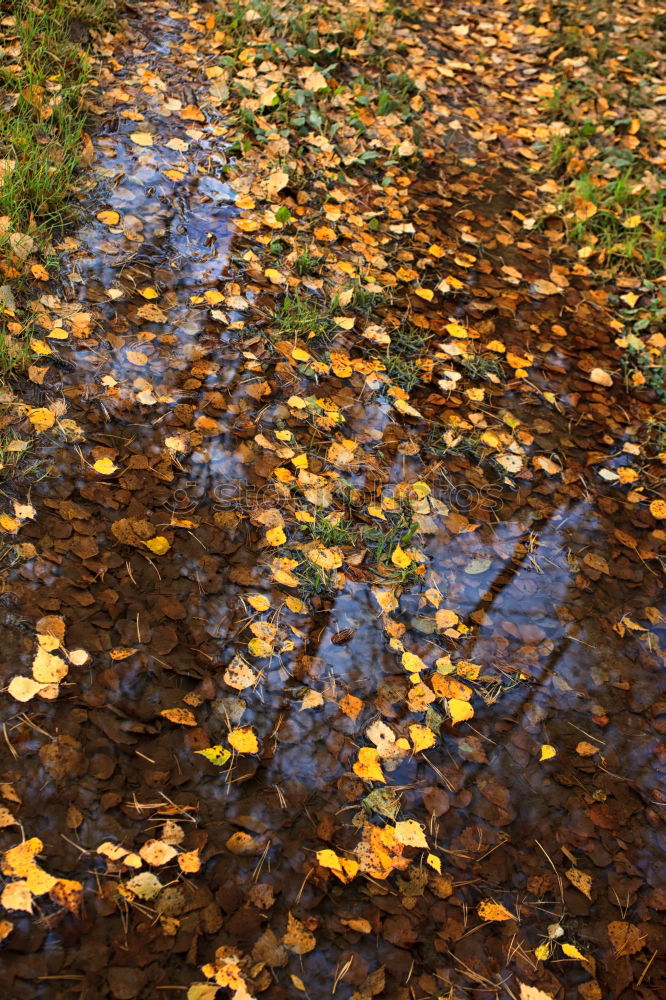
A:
[{"xmin": 0, "ymin": 2, "xmax": 664, "ymax": 998}]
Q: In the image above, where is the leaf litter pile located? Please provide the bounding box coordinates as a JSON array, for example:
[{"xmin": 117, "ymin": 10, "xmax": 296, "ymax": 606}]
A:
[{"xmin": 0, "ymin": 0, "xmax": 665, "ymax": 999}]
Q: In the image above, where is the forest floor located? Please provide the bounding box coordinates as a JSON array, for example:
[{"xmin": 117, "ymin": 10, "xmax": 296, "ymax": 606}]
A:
[{"xmin": 0, "ymin": 1, "xmax": 665, "ymax": 999}]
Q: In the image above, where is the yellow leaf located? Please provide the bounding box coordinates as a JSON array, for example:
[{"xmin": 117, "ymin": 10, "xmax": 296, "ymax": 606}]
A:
[
  {"xmin": 539, "ymin": 744, "xmax": 557, "ymax": 761},
  {"xmin": 435, "ymin": 609, "xmax": 459, "ymax": 629},
  {"xmin": 314, "ymin": 225, "xmax": 336, "ymax": 242},
  {"xmin": 97, "ymin": 210, "xmax": 120, "ymax": 225},
  {"xmin": 333, "ymin": 316, "xmax": 355, "ymax": 330},
  {"xmin": 139, "ymin": 286, "xmax": 159, "ymax": 299},
  {"xmin": 228, "ymin": 727, "xmax": 259, "ymax": 754},
  {"xmin": 145, "ymin": 536, "xmax": 170, "ymax": 555},
  {"xmin": 561, "ymin": 943, "xmax": 587, "ymax": 961},
  {"xmin": 160, "ymin": 707, "xmax": 197, "ymax": 726},
  {"xmin": 392, "ymin": 397, "xmax": 423, "ymax": 418},
  {"xmin": 292, "ymin": 347, "xmax": 312, "ymax": 362},
  {"xmin": 402, "ymin": 651, "xmax": 426, "ymax": 674},
  {"xmin": 1, "ymin": 838, "xmax": 43, "ymax": 876},
  {"xmin": 93, "ymin": 457, "xmax": 118, "ymax": 475},
  {"xmin": 31, "ymin": 649, "xmax": 67, "ymax": 683},
  {"xmin": 478, "ymin": 899, "xmax": 514, "ymax": 922},
  {"xmin": 1, "ymin": 881, "xmax": 33, "ymax": 913},
  {"xmin": 47, "ymin": 327, "xmax": 68, "ymax": 340},
  {"xmin": 426, "ymin": 853, "xmax": 441, "ymax": 873},
  {"xmin": 7, "ymin": 676, "xmax": 45, "ymax": 702},
  {"xmin": 247, "ymin": 594, "xmax": 270, "ymax": 612},
  {"xmin": 448, "ymin": 698, "xmax": 474, "ymax": 724},
  {"xmin": 339, "ymin": 693, "xmax": 363, "ymax": 719},
  {"xmin": 415, "ymin": 288, "xmax": 434, "ymax": 301},
  {"xmin": 237, "ymin": 216, "xmax": 262, "ymax": 234},
  {"xmin": 139, "ymin": 839, "xmax": 178, "ymax": 865},
  {"xmin": 264, "ymin": 267, "xmax": 285, "ymax": 284},
  {"xmin": 130, "ymin": 131, "xmax": 154, "ymax": 147},
  {"xmin": 307, "ymin": 546, "xmax": 342, "ymax": 570},
  {"xmin": 396, "ymin": 267, "xmax": 418, "ymax": 282},
  {"xmin": 248, "ymin": 637, "xmax": 273, "ymax": 658},
  {"xmin": 266, "ymin": 525, "xmax": 286, "ymax": 546},
  {"xmin": 391, "ymin": 545, "xmax": 412, "ymax": 568},
  {"xmin": 28, "ymin": 408, "xmax": 55, "ymax": 432},
  {"xmin": 195, "ymin": 745, "xmax": 231, "ymax": 767},
  {"xmin": 30, "ymin": 339, "xmax": 52, "ymax": 355},
  {"xmin": 177, "ymin": 849, "xmax": 201, "ymax": 873},
  {"xmin": 566, "ymin": 868, "xmax": 592, "ymax": 900},
  {"xmin": 534, "ymin": 942, "xmax": 551, "ymax": 962},
  {"xmin": 265, "ymin": 169, "xmax": 289, "ymax": 197},
  {"xmin": 316, "ymin": 849, "xmax": 357, "ymax": 883},
  {"xmin": 24, "ymin": 863, "xmax": 57, "ymax": 895},
  {"xmin": 394, "ymin": 819, "xmax": 427, "ymax": 848},
  {"xmin": 409, "ymin": 724, "xmax": 436, "ymax": 753},
  {"xmin": 649, "ymin": 500, "xmax": 666, "ymax": 519},
  {"xmin": 0, "ymin": 515, "xmax": 20, "ymax": 533},
  {"xmin": 284, "ymin": 912, "xmax": 316, "ymax": 955},
  {"xmin": 353, "ymin": 747, "xmax": 385, "ymax": 783},
  {"xmin": 367, "ymin": 505, "xmax": 386, "ymax": 520}
]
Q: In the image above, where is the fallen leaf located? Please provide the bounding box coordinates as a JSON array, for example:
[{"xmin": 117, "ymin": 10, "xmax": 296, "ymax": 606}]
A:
[
  {"xmin": 130, "ymin": 131, "xmax": 154, "ymax": 147},
  {"xmin": 160, "ymin": 707, "xmax": 197, "ymax": 726},
  {"xmin": 478, "ymin": 899, "xmax": 514, "ymax": 922},
  {"xmin": 228, "ymin": 727, "xmax": 259, "ymax": 754}
]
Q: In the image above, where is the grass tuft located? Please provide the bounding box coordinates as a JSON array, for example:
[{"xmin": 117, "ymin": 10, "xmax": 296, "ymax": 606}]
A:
[{"xmin": 0, "ymin": 0, "xmax": 112, "ymax": 379}]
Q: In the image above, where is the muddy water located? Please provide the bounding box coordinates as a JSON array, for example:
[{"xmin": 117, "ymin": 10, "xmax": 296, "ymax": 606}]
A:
[{"xmin": 1, "ymin": 3, "xmax": 665, "ymax": 999}]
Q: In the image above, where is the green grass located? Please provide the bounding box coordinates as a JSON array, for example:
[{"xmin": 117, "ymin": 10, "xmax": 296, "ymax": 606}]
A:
[
  {"xmin": 0, "ymin": 320, "xmax": 32, "ymax": 377},
  {"xmin": 295, "ymin": 559, "xmax": 337, "ymax": 600},
  {"xmin": 294, "ymin": 249, "xmax": 321, "ymax": 275},
  {"xmin": 537, "ymin": 0, "xmax": 665, "ymax": 413},
  {"xmin": 361, "ymin": 509, "xmax": 418, "ymax": 565},
  {"xmin": 621, "ymin": 343, "xmax": 666, "ymax": 402},
  {"xmin": 560, "ymin": 170, "xmax": 666, "ymax": 278},
  {"xmin": 374, "ymin": 324, "xmax": 431, "ymax": 391},
  {"xmin": 643, "ymin": 416, "xmax": 666, "ymax": 455},
  {"xmin": 459, "ymin": 353, "xmax": 504, "ymax": 383},
  {"xmin": 275, "ymin": 292, "xmax": 333, "ymax": 344},
  {"xmin": 0, "ymin": 0, "xmax": 108, "ymax": 229},
  {"xmin": 0, "ymin": 0, "xmax": 112, "ymax": 379},
  {"xmin": 304, "ymin": 511, "xmax": 358, "ymax": 547}
]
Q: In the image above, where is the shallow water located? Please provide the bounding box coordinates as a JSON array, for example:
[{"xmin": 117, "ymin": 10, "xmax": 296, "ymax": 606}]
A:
[{"xmin": 1, "ymin": 2, "xmax": 665, "ymax": 999}]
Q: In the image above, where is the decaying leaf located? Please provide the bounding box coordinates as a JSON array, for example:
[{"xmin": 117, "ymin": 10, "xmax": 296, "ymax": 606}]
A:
[{"xmin": 478, "ymin": 899, "xmax": 514, "ymax": 922}]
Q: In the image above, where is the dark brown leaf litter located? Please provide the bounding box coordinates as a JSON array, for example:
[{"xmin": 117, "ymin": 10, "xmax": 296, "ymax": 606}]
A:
[{"xmin": 0, "ymin": 0, "xmax": 665, "ymax": 998}]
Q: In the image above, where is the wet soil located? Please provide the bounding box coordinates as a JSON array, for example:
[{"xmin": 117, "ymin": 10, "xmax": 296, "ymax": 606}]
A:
[{"xmin": 0, "ymin": 2, "xmax": 665, "ymax": 999}]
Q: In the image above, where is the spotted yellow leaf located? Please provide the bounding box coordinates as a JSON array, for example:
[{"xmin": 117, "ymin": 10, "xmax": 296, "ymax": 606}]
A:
[
  {"xmin": 478, "ymin": 899, "xmax": 514, "ymax": 922},
  {"xmin": 266, "ymin": 526, "xmax": 286, "ymax": 546}
]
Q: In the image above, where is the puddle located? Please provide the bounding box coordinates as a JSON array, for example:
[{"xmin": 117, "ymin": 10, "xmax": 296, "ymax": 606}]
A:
[{"xmin": 0, "ymin": 1, "xmax": 664, "ymax": 998}]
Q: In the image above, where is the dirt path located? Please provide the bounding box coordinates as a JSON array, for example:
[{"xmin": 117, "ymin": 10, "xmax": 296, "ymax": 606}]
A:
[{"xmin": 0, "ymin": 1, "xmax": 664, "ymax": 998}]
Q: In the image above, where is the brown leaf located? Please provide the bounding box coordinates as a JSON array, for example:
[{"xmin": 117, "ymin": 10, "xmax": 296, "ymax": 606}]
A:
[{"xmin": 607, "ymin": 920, "xmax": 646, "ymax": 956}]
